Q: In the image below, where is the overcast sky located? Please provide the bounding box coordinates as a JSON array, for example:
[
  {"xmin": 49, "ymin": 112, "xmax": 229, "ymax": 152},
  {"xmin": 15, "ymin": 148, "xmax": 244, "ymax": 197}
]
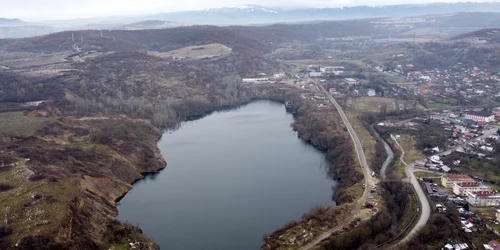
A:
[{"xmin": 1, "ymin": 0, "xmax": 495, "ymax": 21}]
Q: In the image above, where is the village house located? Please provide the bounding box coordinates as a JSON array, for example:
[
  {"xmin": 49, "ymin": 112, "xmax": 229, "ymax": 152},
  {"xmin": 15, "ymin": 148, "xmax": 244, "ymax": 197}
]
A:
[
  {"xmin": 343, "ymin": 78, "xmax": 358, "ymax": 85},
  {"xmin": 443, "ymin": 243, "xmax": 469, "ymax": 250},
  {"xmin": 453, "ymin": 182, "xmax": 489, "ymax": 196},
  {"xmin": 441, "ymin": 174, "xmax": 475, "ymax": 188},
  {"xmin": 467, "ymin": 190, "xmax": 500, "ymax": 206},
  {"xmin": 242, "ymin": 78, "xmax": 270, "ymax": 84},
  {"xmin": 309, "ymin": 72, "xmax": 323, "ymax": 78},
  {"xmin": 321, "ymin": 66, "xmax": 345, "ymax": 73},
  {"xmin": 465, "ymin": 111, "xmax": 495, "ymax": 123}
]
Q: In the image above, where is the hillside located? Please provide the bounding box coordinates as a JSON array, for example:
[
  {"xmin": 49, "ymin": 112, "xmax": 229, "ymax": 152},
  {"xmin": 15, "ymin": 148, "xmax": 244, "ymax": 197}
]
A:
[
  {"xmin": 451, "ymin": 28, "xmax": 500, "ymax": 42},
  {"xmin": 0, "ymin": 21, "xmax": 382, "ymax": 54},
  {"xmin": 0, "ymin": 23, "xmax": 293, "ymax": 248}
]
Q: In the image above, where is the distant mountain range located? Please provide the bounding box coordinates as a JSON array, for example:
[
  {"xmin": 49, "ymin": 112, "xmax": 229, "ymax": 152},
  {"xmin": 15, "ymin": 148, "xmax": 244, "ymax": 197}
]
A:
[
  {"xmin": 2, "ymin": 2, "xmax": 500, "ymax": 38},
  {"xmin": 144, "ymin": 2, "xmax": 500, "ymax": 25},
  {"xmin": 0, "ymin": 18, "xmax": 24, "ymax": 25}
]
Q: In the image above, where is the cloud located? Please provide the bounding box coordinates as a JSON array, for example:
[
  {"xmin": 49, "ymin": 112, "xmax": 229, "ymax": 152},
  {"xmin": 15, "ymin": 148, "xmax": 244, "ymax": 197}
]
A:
[{"xmin": 0, "ymin": 0, "xmax": 494, "ymax": 21}]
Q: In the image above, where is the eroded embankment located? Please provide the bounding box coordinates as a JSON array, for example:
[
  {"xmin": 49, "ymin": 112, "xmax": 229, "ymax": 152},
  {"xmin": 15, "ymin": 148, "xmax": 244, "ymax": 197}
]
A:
[
  {"xmin": 261, "ymin": 92, "xmax": 364, "ymax": 249},
  {"xmin": 0, "ymin": 117, "xmax": 166, "ymax": 249}
]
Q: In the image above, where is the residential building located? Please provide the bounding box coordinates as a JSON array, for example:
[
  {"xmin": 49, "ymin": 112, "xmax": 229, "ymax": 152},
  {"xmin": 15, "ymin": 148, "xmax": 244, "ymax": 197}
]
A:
[
  {"xmin": 441, "ymin": 174, "xmax": 475, "ymax": 188},
  {"xmin": 465, "ymin": 111, "xmax": 495, "ymax": 123},
  {"xmin": 309, "ymin": 72, "xmax": 323, "ymax": 78},
  {"xmin": 493, "ymin": 107, "xmax": 500, "ymax": 115},
  {"xmin": 321, "ymin": 66, "xmax": 345, "ymax": 73},
  {"xmin": 343, "ymin": 78, "xmax": 358, "ymax": 85},
  {"xmin": 242, "ymin": 78, "xmax": 270, "ymax": 84},
  {"xmin": 443, "ymin": 243, "xmax": 469, "ymax": 250},
  {"xmin": 453, "ymin": 182, "xmax": 489, "ymax": 196},
  {"xmin": 467, "ymin": 190, "xmax": 500, "ymax": 206}
]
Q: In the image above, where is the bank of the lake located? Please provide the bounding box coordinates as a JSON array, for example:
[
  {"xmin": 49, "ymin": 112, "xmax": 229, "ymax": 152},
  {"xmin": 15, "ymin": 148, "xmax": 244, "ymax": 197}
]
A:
[{"xmin": 118, "ymin": 100, "xmax": 337, "ymax": 250}]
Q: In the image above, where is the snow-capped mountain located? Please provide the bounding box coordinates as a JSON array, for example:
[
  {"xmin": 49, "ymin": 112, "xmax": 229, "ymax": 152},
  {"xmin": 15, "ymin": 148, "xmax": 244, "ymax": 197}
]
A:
[
  {"xmin": 4, "ymin": 2, "xmax": 500, "ymax": 38},
  {"xmin": 203, "ymin": 5, "xmax": 279, "ymax": 14},
  {"xmin": 144, "ymin": 2, "xmax": 500, "ymax": 25}
]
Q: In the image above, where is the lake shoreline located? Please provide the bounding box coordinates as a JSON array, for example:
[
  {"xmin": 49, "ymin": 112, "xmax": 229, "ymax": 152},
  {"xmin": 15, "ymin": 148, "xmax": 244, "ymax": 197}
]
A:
[{"xmin": 118, "ymin": 100, "xmax": 337, "ymax": 250}]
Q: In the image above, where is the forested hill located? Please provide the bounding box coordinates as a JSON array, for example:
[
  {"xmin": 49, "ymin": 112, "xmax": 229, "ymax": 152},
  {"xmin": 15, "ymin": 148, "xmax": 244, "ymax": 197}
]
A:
[{"xmin": 0, "ymin": 20, "xmax": 382, "ymax": 54}]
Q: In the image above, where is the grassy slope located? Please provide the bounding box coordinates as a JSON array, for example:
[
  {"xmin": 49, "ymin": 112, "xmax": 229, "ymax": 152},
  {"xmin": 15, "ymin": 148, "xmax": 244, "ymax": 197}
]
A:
[
  {"xmin": 0, "ymin": 116, "xmax": 164, "ymax": 249},
  {"xmin": 391, "ymin": 134, "xmax": 426, "ymax": 179},
  {"xmin": 346, "ymin": 112, "xmax": 375, "ymax": 176},
  {"xmin": 0, "ymin": 112, "xmax": 56, "ymax": 137}
]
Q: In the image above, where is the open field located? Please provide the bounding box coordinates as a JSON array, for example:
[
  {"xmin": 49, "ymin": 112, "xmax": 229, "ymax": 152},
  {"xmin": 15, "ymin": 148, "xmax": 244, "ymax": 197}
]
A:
[
  {"xmin": 395, "ymin": 160, "xmax": 407, "ymax": 179},
  {"xmin": 284, "ymin": 59, "xmax": 369, "ymax": 70},
  {"xmin": 0, "ymin": 51, "xmax": 69, "ymax": 69},
  {"xmin": 374, "ymin": 38, "xmax": 438, "ymax": 43},
  {"xmin": 414, "ymin": 172, "xmax": 441, "ymax": 179},
  {"xmin": 0, "ymin": 160, "xmax": 78, "ymax": 244},
  {"xmin": 427, "ymin": 103, "xmax": 451, "ymax": 109},
  {"xmin": 396, "ymin": 134, "xmax": 427, "ymax": 163},
  {"xmin": 386, "ymin": 75, "xmax": 409, "ymax": 83},
  {"xmin": 391, "ymin": 134, "xmax": 426, "ymax": 179},
  {"xmin": 0, "ymin": 112, "xmax": 56, "ymax": 137},
  {"xmin": 346, "ymin": 111, "xmax": 377, "ymax": 174},
  {"xmin": 353, "ymin": 97, "xmax": 396, "ymax": 112},
  {"xmin": 148, "ymin": 43, "xmax": 232, "ymax": 59}
]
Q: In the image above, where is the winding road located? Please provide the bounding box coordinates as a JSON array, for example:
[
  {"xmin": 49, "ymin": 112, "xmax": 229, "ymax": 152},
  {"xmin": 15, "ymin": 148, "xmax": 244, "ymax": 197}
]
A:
[
  {"xmin": 392, "ymin": 137, "xmax": 431, "ymax": 245},
  {"xmin": 299, "ymin": 86, "xmax": 374, "ymax": 250}
]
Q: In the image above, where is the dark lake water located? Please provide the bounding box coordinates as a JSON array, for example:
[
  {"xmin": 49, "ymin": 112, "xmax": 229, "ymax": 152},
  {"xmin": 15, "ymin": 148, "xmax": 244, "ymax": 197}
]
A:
[{"xmin": 118, "ymin": 100, "xmax": 336, "ymax": 250}]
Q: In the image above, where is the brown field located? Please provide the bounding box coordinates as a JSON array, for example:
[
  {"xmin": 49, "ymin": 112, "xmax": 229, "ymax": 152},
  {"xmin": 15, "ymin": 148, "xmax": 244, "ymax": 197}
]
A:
[
  {"xmin": 374, "ymin": 38, "xmax": 438, "ymax": 43},
  {"xmin": 353, "ymin": 97, "xmax": 396, "ymax": 112},
  {"xmin": 148, "ymin": 43, "xmax": 232, "ymax": 59}
]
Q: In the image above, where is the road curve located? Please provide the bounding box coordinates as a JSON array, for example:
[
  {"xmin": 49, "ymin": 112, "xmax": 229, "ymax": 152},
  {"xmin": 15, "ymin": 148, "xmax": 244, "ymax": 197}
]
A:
[
  {"xmin": 392, "ymin": 138, "xmax": 431, "ymax": 245},
  {"xmin": 299, "ymin": 86, "xmax": 373, "ymax": 250}
]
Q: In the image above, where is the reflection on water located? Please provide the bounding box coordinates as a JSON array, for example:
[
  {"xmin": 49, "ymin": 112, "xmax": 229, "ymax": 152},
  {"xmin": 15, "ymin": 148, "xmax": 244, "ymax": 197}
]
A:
[{"xmin": 118, "ymin": 100, "xmax": 337, "ymax": 250}]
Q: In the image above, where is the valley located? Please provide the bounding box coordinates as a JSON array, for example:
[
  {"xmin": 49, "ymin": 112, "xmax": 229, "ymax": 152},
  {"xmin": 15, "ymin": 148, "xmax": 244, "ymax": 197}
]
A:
[{"xmin": 2, "ymin": 5, "xmax": 500, "ymax": 250}]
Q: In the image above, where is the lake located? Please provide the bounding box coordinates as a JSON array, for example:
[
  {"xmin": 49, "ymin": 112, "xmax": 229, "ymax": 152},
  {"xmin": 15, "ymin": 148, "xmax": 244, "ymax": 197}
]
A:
[{"xmin": 118, "ymin": 100, "xmax": 337, "ymax": 250}]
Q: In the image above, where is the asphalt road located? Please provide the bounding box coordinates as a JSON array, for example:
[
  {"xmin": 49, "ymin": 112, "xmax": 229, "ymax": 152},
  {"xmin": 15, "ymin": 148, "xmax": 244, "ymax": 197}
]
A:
[
  {"xmin": 392, "ymin": 138, "xmax": 431, "ymax": 245},
  {"xmin": 299, "ymin": 86, "xmax": 373, "ymax": 250}
]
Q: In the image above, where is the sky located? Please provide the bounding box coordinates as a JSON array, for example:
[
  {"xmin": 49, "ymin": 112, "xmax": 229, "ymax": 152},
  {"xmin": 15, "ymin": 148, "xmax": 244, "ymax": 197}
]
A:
[{"xmin": 1, "ymin": 0, "xmax": 496, "ymax": 21}]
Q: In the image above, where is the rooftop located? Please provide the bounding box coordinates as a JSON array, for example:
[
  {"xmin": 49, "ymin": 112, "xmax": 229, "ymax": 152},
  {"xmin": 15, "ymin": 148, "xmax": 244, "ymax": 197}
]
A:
[
  {"xmin": 444, "ymin": 174, "xmax": 473, "ymax": 181},
  {"xmin": 468, "ymin": 190, "xmax": 499, "ymax": 198},
  {"xmin": 455, "ymin": 182, "xmax": 483, "ymax": 187},
  {"xmin": 467, "ymin": 111, "xmax": 493, "ymax": 117}
]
